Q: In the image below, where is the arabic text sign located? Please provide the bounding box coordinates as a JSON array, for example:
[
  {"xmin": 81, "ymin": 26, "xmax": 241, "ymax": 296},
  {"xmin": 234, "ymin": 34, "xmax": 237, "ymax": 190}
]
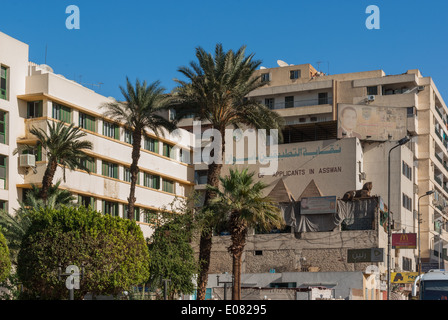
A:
[
  {"xmin": 392, "ymin": 233, "xmax": 417, "ymax": 249},
  {"xmin": 300, "ymin": 196, "xmax": 337, "ymax": 215},
  {"xmin": 347, "ymin": 248, "xmax": 384, "ymax": 263},
  {"xmin": 391, "ymin": 272, "xmax": 419, "ymax": 284},
  {"xmin": 337, "ymin": 104, "xmax": 407, "ymax": 141}
]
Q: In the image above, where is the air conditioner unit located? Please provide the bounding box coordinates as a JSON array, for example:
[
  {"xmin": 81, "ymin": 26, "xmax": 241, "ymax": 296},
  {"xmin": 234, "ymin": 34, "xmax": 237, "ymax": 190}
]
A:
[
  {"xmin": 418, "ymin": 86, "xmax": 425, "ymax": 91},
  {"xmin": 367, "ymin": 95, "xmax": 375, "ymax": 101},
  {"xmin": 19, "ymin": 154, "xmax": 36, "ymax": 167}
]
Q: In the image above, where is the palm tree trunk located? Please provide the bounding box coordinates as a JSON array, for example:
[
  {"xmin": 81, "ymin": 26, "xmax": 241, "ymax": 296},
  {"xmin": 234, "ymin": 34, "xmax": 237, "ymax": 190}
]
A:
[
  {"xmin": 229, "ymin": 213, "xmax": 247, "ymax": 301},
  {"xmin": 127, "ymin": 129, "xmax": 142, "ymax": 221},
  {"xmin": 39, "ymin": 158, "xmax": 58, "ymax": 202},
  {"xmin": 232, "ymin": 251, "xmax": 243, "ymax": 300},
  {"xmin": 196, "ymin": 129, "xmax": 225, "ymax": 300},
  {"xmin": 196, "ymin": 162, "xmax": 222, "ymax": 300}
]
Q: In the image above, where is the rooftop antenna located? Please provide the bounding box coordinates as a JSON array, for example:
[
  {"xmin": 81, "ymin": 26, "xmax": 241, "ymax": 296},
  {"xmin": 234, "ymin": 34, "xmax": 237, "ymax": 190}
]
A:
[
  {"xmin": 45, "ymin": 44, "xmax": 48, "ymax": 65},
  {"xmin": 81, "ymin": 82, "xmax": 104, "ymax": 90},
  {"xmin": 316, "ymin": 61, "xmax": 322, "ymax": 72}
]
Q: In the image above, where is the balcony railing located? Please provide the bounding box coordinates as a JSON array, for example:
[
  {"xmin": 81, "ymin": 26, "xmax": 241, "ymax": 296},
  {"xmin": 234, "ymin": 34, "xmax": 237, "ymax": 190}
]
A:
[
  {"xmin": 435, "ymin": 175, "xmax": 442, "ymax": 186},
  {"xmin": 266, "ymin": 97, "xmax": 333, "ymax": 110},
  {"xmin": 435, "ymin": 127, "xmax": 444, "ymax": 142}
]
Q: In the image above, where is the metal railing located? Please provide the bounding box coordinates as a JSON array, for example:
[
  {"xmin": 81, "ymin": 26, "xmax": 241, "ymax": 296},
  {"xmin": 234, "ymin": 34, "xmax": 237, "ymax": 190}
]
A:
[{"xmin": 266, "ymin": 97, "xmax": 333, "ymax": 110}]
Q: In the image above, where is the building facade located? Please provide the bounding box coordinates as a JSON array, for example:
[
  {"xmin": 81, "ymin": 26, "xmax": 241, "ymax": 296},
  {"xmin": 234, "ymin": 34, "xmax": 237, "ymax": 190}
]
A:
[
  {"xmin": 0, "ymin": 31, "xmax": 195, "ymax": 238},
  {"xmin": 181, "ymin": 61, "xmax": 448, "ymax": 298}
]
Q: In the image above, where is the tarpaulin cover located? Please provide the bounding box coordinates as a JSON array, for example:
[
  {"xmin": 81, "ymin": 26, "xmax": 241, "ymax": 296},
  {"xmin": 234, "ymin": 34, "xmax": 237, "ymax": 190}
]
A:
[{"xmin": 279, "ymin": 197, "xmax": 378, "ymax": 232}]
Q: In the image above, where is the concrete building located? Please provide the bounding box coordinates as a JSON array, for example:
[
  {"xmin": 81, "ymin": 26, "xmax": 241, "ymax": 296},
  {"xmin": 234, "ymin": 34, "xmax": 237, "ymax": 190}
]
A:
[
  {"xmin": 181, "ymin": 61, "xmax": 448, "ymax": 299},
  {"xmin": 0, "ymin": 31, "xmax": 195, "ymax": 238}
]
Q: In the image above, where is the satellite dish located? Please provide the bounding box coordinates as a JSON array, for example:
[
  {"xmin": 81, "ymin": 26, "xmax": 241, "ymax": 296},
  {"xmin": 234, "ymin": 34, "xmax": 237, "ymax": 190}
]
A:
[
  {"xmin": 277, "ymin": 60, "xmax": 289, "ymax": 67},
  {"xmin": 39, "ymin": 64, "xmax": 54, "ymax": 73},
  {"xmin": 260, "ymin": 66, "xmax": 267, "ymax": 69}
]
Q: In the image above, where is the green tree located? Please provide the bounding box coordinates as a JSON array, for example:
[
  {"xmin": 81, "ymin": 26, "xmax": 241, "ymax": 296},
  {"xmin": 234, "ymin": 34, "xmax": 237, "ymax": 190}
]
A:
[
  {"xmin": 147, "ymin": 198, "xmax": 198, "ymax": 299},
  {"xmin": 17, "ymin": 206, "xmax": 150, "ymax": 299},
  {"xmin": 25, "ymin": 121, "xmax": 93, "ymax": 202},
  {"xmin": 101, "ymin": 78, "xmax": 177, "ymax": 221},
  {"xmin": 0, "ymin": 231, "xmax": 11, "ymax": 282},
  {"xmin": 172, "ymin": 44, "xmax": 283, "ymax": 299},
  {"xmin": 207, "ymin": 168, "xmax": 284, "ymax": 300}
]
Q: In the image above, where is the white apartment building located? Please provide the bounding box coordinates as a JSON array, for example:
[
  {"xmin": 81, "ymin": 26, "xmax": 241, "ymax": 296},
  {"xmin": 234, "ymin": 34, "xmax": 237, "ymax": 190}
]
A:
[{"xmin": 0, "ymin": 31, "xmax": 195, "ymax": 238}]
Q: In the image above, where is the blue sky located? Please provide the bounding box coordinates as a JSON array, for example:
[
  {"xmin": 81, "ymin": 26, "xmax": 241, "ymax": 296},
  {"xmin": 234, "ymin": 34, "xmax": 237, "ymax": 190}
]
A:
[{"xmin": 1, "ymin": 0, "xmax": 447, "ymax": 100}]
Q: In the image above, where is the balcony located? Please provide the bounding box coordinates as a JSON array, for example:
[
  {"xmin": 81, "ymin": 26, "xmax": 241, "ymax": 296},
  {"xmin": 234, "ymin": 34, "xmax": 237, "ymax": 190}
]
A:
[
  {"xmin": 268, "ymin": 97, "xmax": 333, "ymax": 110},
  {"xmin": 434, "ymin": 174, "xmax": 442, "ymax": 186}
]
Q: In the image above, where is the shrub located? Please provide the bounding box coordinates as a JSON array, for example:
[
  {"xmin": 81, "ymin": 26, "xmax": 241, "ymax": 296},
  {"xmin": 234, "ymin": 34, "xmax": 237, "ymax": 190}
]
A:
[
  {"xmin": 17, "ymin": 206, "xmax": 149, "ymax": 299},
  {"xmin": 0, "ymin": 231, "xmax": 11, "ymax": 282}
]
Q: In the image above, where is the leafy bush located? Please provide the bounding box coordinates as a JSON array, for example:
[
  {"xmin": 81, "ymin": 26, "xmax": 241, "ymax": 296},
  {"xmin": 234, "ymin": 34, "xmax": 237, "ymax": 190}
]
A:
[
  {"xmin": 17, "ymin": 206, "xmax": 149, "ymax": 299},
  {"xmin": 147, "ymin": 199, "xmax": 198, "ymax": 299},
  {"xmin": 0, "ymin": 231, "xmax": 11, "ymax": 282}
]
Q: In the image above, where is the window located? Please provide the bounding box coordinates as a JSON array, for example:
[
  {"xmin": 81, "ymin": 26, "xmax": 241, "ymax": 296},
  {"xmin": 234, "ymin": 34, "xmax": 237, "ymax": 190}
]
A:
[
  {"xmin": 195, "ymin": 170, "xmax": 208, "ymax": 185},
  {"xmin": 102, "ymin": 161, "xmax": 118, "ymax": 179},
  {"xmin": 27, "ymin": 101, "xmax": 43, "ymax": 118},
  {"xmin": 290, "ymin": 70, "xmax": 301, "ymax": 79},
  {"xmin": 402, "ymin": 161, "xmax": 412, "ymax": 181},
  {"xmin": 124, "ymin": 167, "xmax": 131, "ymax": 182},
  {"xmin": 367, "ymin": 86, "xmax": 378, "ymax": 95},
  {"xmin": 103, "ymin": 200, "xmax": 119, "ymax": 217},
  {"xmin": 0, "ymin": 156, "xmax": 6, "ymax": 189},
  {"xmin": 144, "ymin": 209, "xmax": 158, "ymax": 224},
  {"xmin": 52, "ymin": 103, "xmax": 72, "ymax": 123},
  {"xmin": 78, "ymin": 195, "xmax": 95, "ymax": 209},
  {"xmin": 124, "ymin": 167, "xmax": 140, "ymax": 184},
  {"xmin": 80, "ymin": 156, "xmax": 95, "ymax": 173},
  {"xmin": 163, "ymin": 143, "xmax": 175, "ymax": 159},
  {"xmin": 169, "ymin": 109, "xmax": 176, "ymax": 121},
  {"xmin": 402, "ymin": 193, "xmax": 412, "ymax": 211},
  {"xmin": 285, "ymin": 96, "xmax": 294, "ymax": 108},
  {"xmin": 143, "ymin": 172, "xmax": 160, "ymax": 189},
  {"xmin": 79, "ymin": 112, "xmax": 96, "ymax": 132},
  {"xmin": 0, "ymin": 111, "xmax": 6, "ymax": 144},
  {"xmin": 1, "ymin": 66, "xmax": 8, "ymax": 100},
  {"xmin": 261, "ymin": 73, "xmax": 270, "ymax": 82},
  {"xmin": 402, "ymin": 257, "xmax": 412, "ymax": 271},
  {"xmin": 264, "ymin": 98, "xmax": 274, "ymax": 110},
  {"xmin": 124, "ymin": 129, "xmax": 133, "ymax": 144},
  {"xmin": 0, "ymin": 201, "xmax": 7, "ymax": 211},
  {"xmin": 318, "ymin": 92, "xmax": 329, "ymax": 105},
  {"xmin": 144, "ymin": 136, "xmax": 159, "ymax": 153},
  {"xmin": 22, "ymin": 144, "xmax": 42, "ymax": 162},
  {"xmin": 407, "ymin": 107, "xmax": 416, "ymax": 118},
  {"xmin": 162, "ymin": 178, "xmax": 174, "ymax": 193},
  {"xmin": 103, "ymin": 121, "xmax": 119, "ymax": 140},
  {"xmin": 179, "ymin": 148, "xmax": 190, "ymax": 164}
]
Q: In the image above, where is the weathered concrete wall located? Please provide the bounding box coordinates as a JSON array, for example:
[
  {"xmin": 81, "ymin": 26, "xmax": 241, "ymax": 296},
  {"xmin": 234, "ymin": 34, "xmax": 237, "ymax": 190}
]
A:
[{"xmin": 194, "ymin": 228, "xmax": 384, "ymax": 275}]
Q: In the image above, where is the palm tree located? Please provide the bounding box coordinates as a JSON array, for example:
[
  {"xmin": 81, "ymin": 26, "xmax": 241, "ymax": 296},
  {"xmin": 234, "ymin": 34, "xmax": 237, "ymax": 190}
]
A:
[
  {"xmin": 101, "ymin": 78, "xmax": 177, "ymax": 220},
  {"xmin": 172, "ymin": 43, "xmax": 284, "ymax": 299},
  {"xmin": 0, "ymin": 180, "xmax": 75, "ymax": 265},
  {"xmin": 24, "ymin": 120, "xmax": 93, "ymax": 202},
  {"xmin": 207, "ymin": 168, "xmax": 284, "ymax": 300}
]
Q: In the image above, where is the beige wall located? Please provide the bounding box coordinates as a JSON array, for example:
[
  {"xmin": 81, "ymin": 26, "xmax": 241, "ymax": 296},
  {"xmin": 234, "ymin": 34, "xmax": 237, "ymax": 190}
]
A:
[
  {"xmin": 0, "ymin": 32, "xmax": 30, "ymax": 212},
  {"xmin": 221, "ymin": 137, "xmax": 362, "ymax": 199}
]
